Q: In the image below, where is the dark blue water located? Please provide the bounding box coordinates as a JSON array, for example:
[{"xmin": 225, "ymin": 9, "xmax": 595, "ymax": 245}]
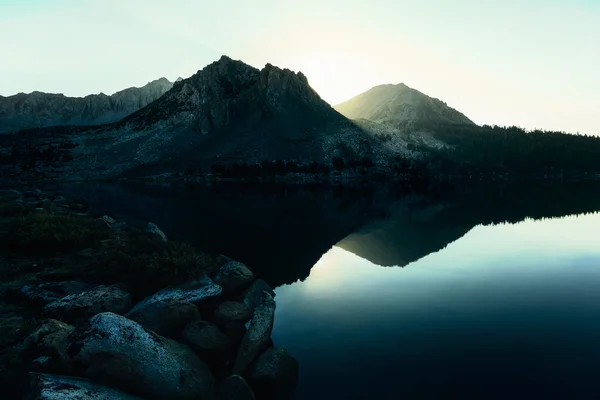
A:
[
  {"xmin": 272, "ymin": 215, "xmax": 600, "ymax": 399},
  {"xmin": 42, "ymin": 182, "xmax": 600, "ymax": 399}
]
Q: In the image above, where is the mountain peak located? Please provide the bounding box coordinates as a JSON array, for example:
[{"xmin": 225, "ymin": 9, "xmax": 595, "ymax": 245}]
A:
[{"xmin": 335, "ymin": 83, "xmax": 474, "ymax": 126}]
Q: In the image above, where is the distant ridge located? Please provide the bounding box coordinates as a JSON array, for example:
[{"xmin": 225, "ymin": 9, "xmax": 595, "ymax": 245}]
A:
[{"xmin": 0, "ymin": 78, "xmax": 174, "ymax": 133}]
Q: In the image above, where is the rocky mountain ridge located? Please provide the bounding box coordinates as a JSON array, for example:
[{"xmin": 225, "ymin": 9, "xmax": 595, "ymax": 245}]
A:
[
  {"xmin": 0, "ymin": 78, "xmax": 174, "ymax": 134},
  {"xmin": 55, "ymin": 56, "xmax": 381, "ymax": 180}
]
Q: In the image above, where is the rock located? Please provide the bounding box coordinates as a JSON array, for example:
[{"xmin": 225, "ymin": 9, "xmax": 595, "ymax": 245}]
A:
[
  {"xmin": 249, "ymin": 347, "xmax": 299, "ymax": 400},
  {"xmin": 214, "ymin": 261, "xmax": 254, "ymax": 294},
  {"xmin": 218, "ymin": 375, "xmax": 255, "ymax": 400},
  {"xmin": 233, "ymin": 293, "xmax": 276, "ymax": 374},
  {"xmin": 96, "ymin": 218, "xmax": 111, "ymax": 229},
  {"xmin": 214, "ymin": 301, "xmax": 252, "ymax": 325},
  {"xmin": 67, "ymin": 312, "xmax": 215, "ymax": 399},
  {"xmin": 26, "ymin": 373, "xmax": 145, "ymax": 400},
  {"xmin": 31, "ymin": 356, "xmax": 52, "ymax": 372},
  {"xmin": 182, "ymin": 320, "xmax": 230, "ymax": 359},
  {"xmin": 242, "ymin": 279, "xmax": 276, "ymax": 314},
  {"xmin": 101, "ymin": 215, "xmax": 117, "ymax": 225},
  {"xmin": 146, "ymin": 222, "xmax": 167, "ymax": 242},
  {"xmin": 20, "ymin": 281, "xmax": 95, "ymax": 306},
  {"xmin": 24, "ymin": 319, "xmax": 74, "ymax": 364},
  {"xmin": 43, "ymin": 285, "xmax": 131, "ymax": 322},
  {"xmin": 128, "ymin": 277, "xmax": 222, "ymax": 316},
  {"xmin": 222, "ymin": 323, "xmax": 248, "ymax": 350},
  {"xmin": 215, "ymin": 254, "xmax": 234, "ymax": 265},
  {"xmin": 125, "ymin": 299, "xmax": 200, "ymax": 338}
]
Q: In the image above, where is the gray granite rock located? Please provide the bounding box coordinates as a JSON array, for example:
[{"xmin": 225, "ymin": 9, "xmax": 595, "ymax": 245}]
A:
[
  {"xmin": 249, "ymin": 347, "xmax": 299, "ymax": 400},
  {"xmin": 125, "ymin": 299, "xmax": 200, "ymax": 338},
  {"xmin": 128, "ymin": 277, "xmax": 222, "ymax": 316},
  {"xmin": 214, "ymin": 301, "xmax": 252, "ymax": 325},
  {"xmin": 182, "ymin": 320, "xmax": 231, "ymax": 359},
  {"xmin": 233, "ymin": 292, "xmax": 276, "ymax": 374},
  {"xmin": 20, "ymin": 281, "xmax": 95, "ymax": 306},
  {"xmin": 67, "ymin": 312, "xmax": 215, "ymax": 399},
  {"xmin": 242, "ymin": 279, "xmax": 276, "ymax": 314},
  {"xmin": 43, "ymin": 285, "xmax": 131, "ymax": 322},
  {"xmin": 26, "ymin": 373, "xmax": 145, "ymax": 400},
  {"xmin": 214, "ymin": 261, "xmax": 254, "ymax": 294}
]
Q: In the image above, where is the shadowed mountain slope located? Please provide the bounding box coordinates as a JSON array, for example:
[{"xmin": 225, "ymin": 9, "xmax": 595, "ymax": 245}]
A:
[
  {"xmin": 59, "ymin": 56, "xmax": 380, "ymax": 179},
  {"xmin": 0, "ymin": 78, "xmax": 173, "ymax": 133}
]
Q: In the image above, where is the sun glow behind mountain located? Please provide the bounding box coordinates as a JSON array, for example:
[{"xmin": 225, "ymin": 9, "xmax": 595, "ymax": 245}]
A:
[{"xmin": 1, "ymin": 0, "xmax": 599, "ymax": 135}]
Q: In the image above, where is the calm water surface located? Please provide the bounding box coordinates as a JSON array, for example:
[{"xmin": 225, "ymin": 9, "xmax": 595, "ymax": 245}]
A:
[
  {"xmin": 274, "ymin": 214, "xmax": 600, "ymax": 398},
  {"xmin": 45, "ymin": 182, "xmax": 600, "ymax": 399}
]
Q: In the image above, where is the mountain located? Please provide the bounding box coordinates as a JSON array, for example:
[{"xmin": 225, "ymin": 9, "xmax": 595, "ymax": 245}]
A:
[
  {"xmin": 334, "ymin": 83, "xmax": 474, "ymax": 127},
  {"xmin": 57, "ymin": 56, "xmax": 379, "ymax": 179},
  {"xmin": 0, "ymin": 78, "xmax": 174, "ymax": 134}
]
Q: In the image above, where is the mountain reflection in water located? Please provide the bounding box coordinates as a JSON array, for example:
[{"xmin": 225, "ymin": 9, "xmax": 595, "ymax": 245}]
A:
[
  {"xmin": 40, "ymin": 181, "xmax": 600, "ymax": 286},
  {"xmin": 39, "ymin": 180, "xmax": 600, "ymax": 398}
]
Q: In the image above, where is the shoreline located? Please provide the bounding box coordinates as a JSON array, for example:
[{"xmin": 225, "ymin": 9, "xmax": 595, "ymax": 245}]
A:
[{"xmin": 0, "ymin": 189, "xmax": 298, "ymax": 399}]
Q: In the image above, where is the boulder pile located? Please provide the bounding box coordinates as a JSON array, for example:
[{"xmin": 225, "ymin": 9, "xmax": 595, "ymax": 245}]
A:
[{"xmin": 21, "ymin": 259, "xmax": 297, "ymax": 399}]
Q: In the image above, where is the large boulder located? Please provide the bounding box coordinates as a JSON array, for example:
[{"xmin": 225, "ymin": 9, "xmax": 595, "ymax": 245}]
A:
[
  {"xmin": 249, "ymin": 347, "xmax": 299, "ymax": 400},
  {"xmin": 26, "ymin": 373, "xmax": 145, "ymax": 400},
  {"xmin": 19, "ymin": 281, "xmax": 95, "ymax": 306},
  {"xmin": 242, "ymin": 280, "xmax": 275, "ymax": 314},
  {"xmin": 67, "ymin": 312, "xmax": 215, "ymax": 399},
  {"xmin": 214, "ymin": 301, "xmax": 251, "ymax": 326},
  {"xmin": 218, "ymin": 375, "xmax": 255, "ymax": 400},
  {"xmin": 43, "ymin": 285, "xmax": 131, "ymax": 322},
  {"xmin": 233, "ymin": 293, "xmax": 276, "ymax": 374},
  {"xmin": 125, "ymin": 299, "xmax": 200, "ymax": 338},
  {"xmin": 214, "ymin": 261, "xmax": 254, "ymax": 294},
  {"xmin": 181, "ymin": 320, "xmax": 231, "ymax": 361},
  {"xmin": 128, "ymin": 277, "xmax": 222, "ymax": 316}
]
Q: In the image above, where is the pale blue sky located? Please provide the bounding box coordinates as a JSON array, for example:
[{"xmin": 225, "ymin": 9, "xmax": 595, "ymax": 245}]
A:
[{"xmin": 1, "ymin": 0, "xmax": 598, "ymax": 135}]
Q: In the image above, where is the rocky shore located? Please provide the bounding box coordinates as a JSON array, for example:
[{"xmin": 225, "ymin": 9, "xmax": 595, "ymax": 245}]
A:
[{"xmin": 0, "ymin": 189, "xmax": 297, "ymax": 399}]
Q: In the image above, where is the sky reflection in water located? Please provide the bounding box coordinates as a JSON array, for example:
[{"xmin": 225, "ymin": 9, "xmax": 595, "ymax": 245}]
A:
[{"xmin": 272, "ymin": 213, "xmax": 600, "ymax": 399}]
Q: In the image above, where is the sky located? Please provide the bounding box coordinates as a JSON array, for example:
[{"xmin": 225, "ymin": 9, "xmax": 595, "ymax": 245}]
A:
[{"xmin": 1, "ymin": 0, "xmax": 599, "ymax": 135}]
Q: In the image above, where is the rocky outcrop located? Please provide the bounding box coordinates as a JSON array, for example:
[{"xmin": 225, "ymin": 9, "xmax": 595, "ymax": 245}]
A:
[
  {"xmin": 214, "ymin": 261, "xmax": 255, "ymax": 293},
  {"xmin": 0, "ymin": 78, "xmax": 173, "ymax": 134},
  {"xmin": 67, "ymin": 312, "xmax": 215, "ymax": 399},
  {"xmin": 21, "ymin": 55, "xmax": 380, "ymax": 181},
  {"xmin": 0, "ymin": 193, "xmax": 296, "ymax": 400},
  {"xmin": 19, "ymin": 281, "xmax": 94, "ymax": 306},
  {"xmin": 127, "ymin": 277, "xmax": 222, "ymax": 315},
  {"xmin": 125, "ymin": 299, "xmax": 200, "ymax": 338},
  {"xmin": 26, "ymin": 373, "xmax": 145, "ymax": 400},
  {"xmin": 233, "ymin": 293, "xmax": 276, "ymax": 374},
  {"xmin": 249, "ymin": 347, "xmax": 299, "ymax": 400},
  {"xmin": 43, "ymin": 285, "xmax": 131, "ymax": 322}
]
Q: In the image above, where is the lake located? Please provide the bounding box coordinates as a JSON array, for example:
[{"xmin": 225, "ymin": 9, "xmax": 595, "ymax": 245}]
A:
[{"xmin": 45, "ymin": 181, "xmax": 600, "ymax": 399}]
